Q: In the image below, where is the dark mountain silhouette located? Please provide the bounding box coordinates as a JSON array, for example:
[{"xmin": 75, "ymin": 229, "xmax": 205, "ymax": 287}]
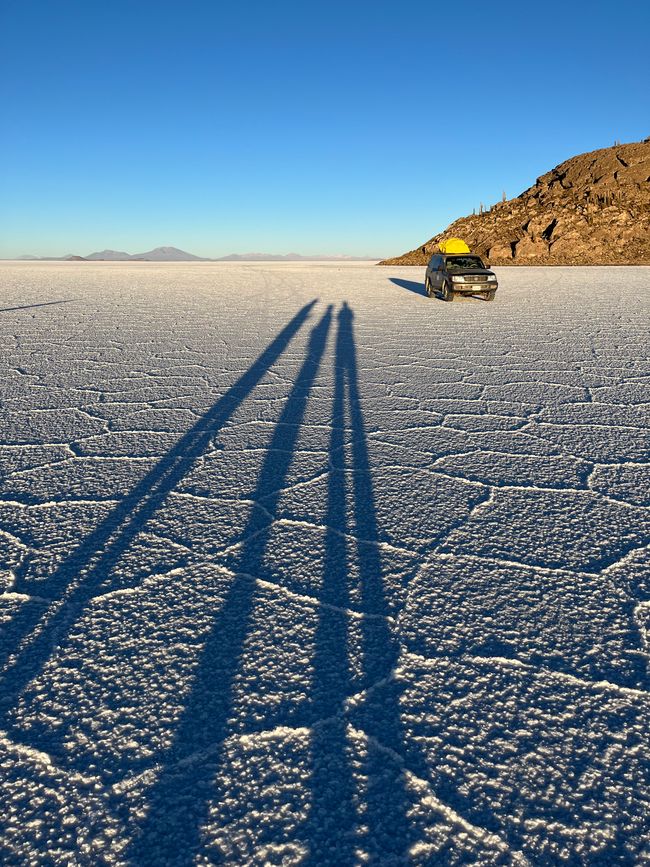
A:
[
  {"xmin": 86, "ymin": 246, "xmax": 206, "ymax": 261},
  {"xmin": 130, "ymin": 246, "xmax": 207, "ymax": 261},
  {"xmin": 85, "ymin": 249, "xmax": 132, "ymax": 261}
]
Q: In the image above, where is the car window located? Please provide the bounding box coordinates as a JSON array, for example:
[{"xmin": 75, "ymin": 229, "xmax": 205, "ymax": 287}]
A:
[{"xmin": 445, "ymin": 256, "xmax": 485, "ymax": 271}]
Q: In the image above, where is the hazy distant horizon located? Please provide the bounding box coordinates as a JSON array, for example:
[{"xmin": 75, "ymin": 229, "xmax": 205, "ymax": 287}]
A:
[{"xmin": 5, "ymin": 246, "xmax": 384, "ymax": 262}]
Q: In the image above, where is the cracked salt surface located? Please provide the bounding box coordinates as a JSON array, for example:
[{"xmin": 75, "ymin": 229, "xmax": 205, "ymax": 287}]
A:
[{"xmin": 0, "ymin": 261, "xmax": 649, "ymax": 865}]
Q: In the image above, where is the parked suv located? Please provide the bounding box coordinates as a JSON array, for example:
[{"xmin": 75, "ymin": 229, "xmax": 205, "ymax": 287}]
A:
[{"xmin": 425, "ymin": 253, "xmax": 498, "ymax": 302}]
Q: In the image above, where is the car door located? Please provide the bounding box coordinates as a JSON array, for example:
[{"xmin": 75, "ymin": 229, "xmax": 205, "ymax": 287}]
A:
[
  {"xmin": 432, "ymin": 255, "xmax": 443, "ymax": 292},
  {"xmin": 426, "ymin": 255, "xmax": 437, "ymax": 289}
]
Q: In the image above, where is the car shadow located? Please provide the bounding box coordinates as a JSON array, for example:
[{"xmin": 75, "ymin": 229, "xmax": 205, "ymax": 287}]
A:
[
  {"xmin": 388, "ymin": 277, "xmax": 429, "ymax": 297},
  {"xmin": 388, "ymin": 278, "xmax": 493, "ymax": 303}
]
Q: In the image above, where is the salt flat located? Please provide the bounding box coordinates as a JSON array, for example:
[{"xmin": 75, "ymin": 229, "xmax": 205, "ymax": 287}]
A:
[{"xmin": 0, "ymin": 260, "xmax": 648, "ymax": 865}]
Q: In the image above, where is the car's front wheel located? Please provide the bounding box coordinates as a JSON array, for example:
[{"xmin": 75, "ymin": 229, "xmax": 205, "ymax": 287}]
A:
[
  {"xmin": 484, "ymin": 289, "xmax": 496, "ymax": 301},
  {"xmin": 441, "ymin": 280, "xmax": 454, "ymax": 302},
  {"xmin": 425, "ymin": 275, "xmax": 433, "ymax": 297}
]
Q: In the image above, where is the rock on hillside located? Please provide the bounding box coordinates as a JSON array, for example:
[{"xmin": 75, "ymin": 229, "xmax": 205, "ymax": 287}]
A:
[{"xmin": 380, "ymin": 139, "xmax": 650, "ymax": 266}]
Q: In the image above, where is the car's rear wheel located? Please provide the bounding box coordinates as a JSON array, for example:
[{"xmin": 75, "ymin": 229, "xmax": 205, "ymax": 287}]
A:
[
  {"xmin": 425, "ymin": 275, "xmax": 432, "ymax": 297},
  {"xmin": 441, "ymin": 280, "xmax": 454, "ymax": 302}
]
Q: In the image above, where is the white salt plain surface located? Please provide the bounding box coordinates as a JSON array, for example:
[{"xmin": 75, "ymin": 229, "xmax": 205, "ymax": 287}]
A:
[{"xmin": 0, "ymin": 260, "xmax": 648, "ymax": 865}]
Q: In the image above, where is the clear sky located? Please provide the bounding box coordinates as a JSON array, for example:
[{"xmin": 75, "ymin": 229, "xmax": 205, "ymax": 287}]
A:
[{"xmin": 1, "ymin": 0, "xmax": 648, "ymax": 258}]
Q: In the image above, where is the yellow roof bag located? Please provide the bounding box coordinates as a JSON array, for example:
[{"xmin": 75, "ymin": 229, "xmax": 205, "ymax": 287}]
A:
[{"xmin": 439, "ymin": 238, "xmax": 470, "ymax": 254}]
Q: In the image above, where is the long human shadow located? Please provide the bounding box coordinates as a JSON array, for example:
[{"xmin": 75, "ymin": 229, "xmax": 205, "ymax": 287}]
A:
[
  {"xmin": 307, "ymin": 306, "xmax": 356, "ymax": 863},
  {"xmin": 127, "ymin": 306, "xmax": 333, "ymax": 866},
  {"xmin": 0, "ymin": 301, "xmax": 317, "ymax": 716},
  {"xmin": 306, "ymin": 303, "xmax": 410, "ymax": 863},
  {"xmin": 388, "ymin": 277, "xmax": 428, "ymax": 297},
  {"xmin": 0, "ymin": 300, "xmax": 76, "ymax": 313}
]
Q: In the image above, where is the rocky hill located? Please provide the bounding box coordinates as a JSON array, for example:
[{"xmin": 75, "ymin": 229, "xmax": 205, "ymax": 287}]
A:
[{"xmin": 380, "ymin": 139, "xmax": 650, "ymax": 266}]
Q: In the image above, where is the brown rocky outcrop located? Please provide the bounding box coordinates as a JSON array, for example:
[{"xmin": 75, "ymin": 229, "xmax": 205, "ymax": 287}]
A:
[{"xmin": 380, "ymin": 139, "xmax": 650, "ymax": 265}]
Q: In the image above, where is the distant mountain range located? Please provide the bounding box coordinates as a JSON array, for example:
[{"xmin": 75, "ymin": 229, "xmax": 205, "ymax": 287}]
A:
[
  {"xmin": 13, "ymin": 247, "xmax": 379, "ymax": 262},
  {"xmin": 85, "ymin": 246, "xmax": 207, "ymax": 261},
  {"xmin": 13, "ymin": 246, "xmax": 201, "ymax": 262}
]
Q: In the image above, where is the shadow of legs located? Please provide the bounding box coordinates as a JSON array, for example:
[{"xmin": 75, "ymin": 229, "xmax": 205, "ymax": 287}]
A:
[
  {"xmin": 0, "ymin": 302, "xmax": 317, "ymax": 721},
  {"xmin": 306, "ymin": 303, "xmax": 409, "ymax": 863},
  {"xmin": 307, "ymin": 307, "xmax": 355, "ymax": 864},
  {"xmin": 127, "ymin": 307, "xmax": 333, "ymax": 866}
]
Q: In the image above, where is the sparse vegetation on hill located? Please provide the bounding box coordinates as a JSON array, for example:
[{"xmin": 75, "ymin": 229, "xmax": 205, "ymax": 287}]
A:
[{"xmin": 380, "ymin": 139, "xmax": 650, "ymax": 266}]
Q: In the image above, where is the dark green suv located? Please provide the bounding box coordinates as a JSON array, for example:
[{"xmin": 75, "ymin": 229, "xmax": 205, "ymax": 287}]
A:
[{"xmin": 425, "ymin": 253, "xmax": 498, "ymax": 302}]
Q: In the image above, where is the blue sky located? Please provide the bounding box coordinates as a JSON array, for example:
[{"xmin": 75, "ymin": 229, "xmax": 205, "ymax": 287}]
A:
[{"xmin": 1, "ymin": 0, "xmax": 648, "ymax": 258}]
